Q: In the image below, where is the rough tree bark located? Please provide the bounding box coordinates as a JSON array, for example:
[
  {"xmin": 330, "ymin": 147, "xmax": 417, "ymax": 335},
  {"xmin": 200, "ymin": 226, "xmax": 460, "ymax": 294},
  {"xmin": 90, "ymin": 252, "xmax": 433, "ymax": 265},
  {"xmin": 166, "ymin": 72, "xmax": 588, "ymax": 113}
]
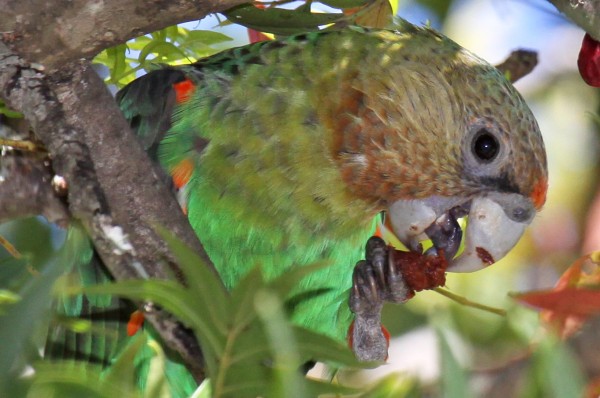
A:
[
  {"xmin": 0, "ymin": 0, "xmax": 248, "ymax": 381},
  {"xmin": 548, "ymin": 0, "xmax": 600, "ymax": 40}
]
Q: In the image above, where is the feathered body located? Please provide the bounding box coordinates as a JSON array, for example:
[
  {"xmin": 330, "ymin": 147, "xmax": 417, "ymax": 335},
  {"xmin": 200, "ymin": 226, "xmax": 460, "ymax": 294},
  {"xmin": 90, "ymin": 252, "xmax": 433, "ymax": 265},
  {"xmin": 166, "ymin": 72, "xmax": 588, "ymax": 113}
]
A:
[
  {"xmin": 122, "ymin": 26, "xmax": 546, "ymax": 337},
  {"xmin": 48, "ymin": 23, "xmax": 547, "ymax": 396}
]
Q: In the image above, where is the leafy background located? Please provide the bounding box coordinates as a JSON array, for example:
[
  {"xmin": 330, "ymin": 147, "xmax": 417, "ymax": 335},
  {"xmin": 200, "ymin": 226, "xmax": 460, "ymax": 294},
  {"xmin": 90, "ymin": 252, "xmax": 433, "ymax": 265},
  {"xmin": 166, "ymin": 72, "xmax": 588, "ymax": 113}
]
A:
[{"xmin": 1, "ymin": 0, "xmax": 599, "ymax": 397}]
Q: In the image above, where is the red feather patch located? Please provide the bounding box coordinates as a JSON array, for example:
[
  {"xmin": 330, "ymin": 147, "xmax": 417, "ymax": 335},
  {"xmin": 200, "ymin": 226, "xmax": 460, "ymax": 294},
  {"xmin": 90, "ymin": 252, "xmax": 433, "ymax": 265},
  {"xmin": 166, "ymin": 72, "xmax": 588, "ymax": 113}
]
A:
[
  {"xmin": 127, "ymin": 310, "xmax": 145, "ymax": 336},
  {"xmin": 173, "ymin": 79, "xmax": 196, "ymax": 104},
  {"xmin": 171, "ymin": 158, "xmax": 194, "ymax": 189}
]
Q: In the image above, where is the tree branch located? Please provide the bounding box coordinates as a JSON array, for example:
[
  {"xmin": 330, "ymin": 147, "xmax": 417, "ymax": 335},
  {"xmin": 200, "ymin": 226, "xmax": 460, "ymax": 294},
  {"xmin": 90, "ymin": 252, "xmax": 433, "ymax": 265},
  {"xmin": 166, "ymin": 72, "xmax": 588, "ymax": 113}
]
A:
[
  {"xmin": 495, "ymin": 50, "xmax": 538, "ymax": 83},
  {"xmin": 0, "ymin": 0, "xmax": 251, "ymax": 381},
  {"xmin": 0, "ymin": 150, "xmax": 69, "ymax": 225},
  {"xmin": 548, "ymin": 0, "xmax": 600, "ymax": 39},
  {"xmin": 0, "ymin": 0, "xmax": 248, "ymax": 71},
  {"xmin": 0, "ymin": 44, "xmax": 214, "ymax": 381}
]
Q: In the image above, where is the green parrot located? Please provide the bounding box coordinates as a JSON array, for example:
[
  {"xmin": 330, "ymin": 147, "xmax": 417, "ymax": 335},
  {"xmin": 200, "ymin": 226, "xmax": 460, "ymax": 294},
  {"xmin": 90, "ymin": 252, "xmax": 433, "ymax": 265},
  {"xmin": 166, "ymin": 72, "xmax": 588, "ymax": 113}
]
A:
[{"xmin": 46, "ymin": 23, "xmax": 548, "ymax": 396}]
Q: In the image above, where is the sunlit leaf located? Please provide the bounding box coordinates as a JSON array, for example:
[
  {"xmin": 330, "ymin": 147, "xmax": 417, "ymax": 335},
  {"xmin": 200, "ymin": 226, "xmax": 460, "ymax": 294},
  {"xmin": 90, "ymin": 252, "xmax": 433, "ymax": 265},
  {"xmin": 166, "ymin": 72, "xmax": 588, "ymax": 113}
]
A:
[
  {"xmin": 107, "ymin": 44, "xmax": 128, "ymax": 84},
  {"xmin": 345, "ymin": 0, "xmax": 394, "ymax": 29},
  {"xmin": 0, "ymin": 100, "xmax": 23, "ymax": 118},
  {"xmin": 225, "ymin": 5, "xmax": 345, "ymax": 35},
  {"xmin": 126, "ymin": 36, "xmax": 152, "ymax": 51},
  {"xmin": 318, "ymin": 0, "xmax": 370, "ymax": 9},
  {"xmin": 183, "ymin": 30, "xmax": 234, "ymax": 46},
  {"xmin": 138, "ymin": 40, "xmax": 189, "ymax": 65},
  {"xmin": 0, "ymin": 289, "xmax": 20, "ymax": 305}
]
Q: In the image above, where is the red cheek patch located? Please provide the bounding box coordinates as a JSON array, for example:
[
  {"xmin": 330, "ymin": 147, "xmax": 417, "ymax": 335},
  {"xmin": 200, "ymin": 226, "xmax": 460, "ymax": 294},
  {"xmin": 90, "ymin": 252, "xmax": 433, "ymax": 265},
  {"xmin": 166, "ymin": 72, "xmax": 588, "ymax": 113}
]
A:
[{"xmin": 531, "ymin": 177, "xmax": 548, "ymax": 210}]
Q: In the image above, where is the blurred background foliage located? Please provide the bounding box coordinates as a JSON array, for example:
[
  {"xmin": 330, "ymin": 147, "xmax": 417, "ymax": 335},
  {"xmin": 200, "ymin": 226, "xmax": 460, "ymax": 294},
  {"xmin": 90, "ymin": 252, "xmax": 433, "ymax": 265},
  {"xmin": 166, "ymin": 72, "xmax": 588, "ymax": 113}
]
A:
[{"xmin": 1, "ymin": 0, "xmax": 599, "ymax": 397}]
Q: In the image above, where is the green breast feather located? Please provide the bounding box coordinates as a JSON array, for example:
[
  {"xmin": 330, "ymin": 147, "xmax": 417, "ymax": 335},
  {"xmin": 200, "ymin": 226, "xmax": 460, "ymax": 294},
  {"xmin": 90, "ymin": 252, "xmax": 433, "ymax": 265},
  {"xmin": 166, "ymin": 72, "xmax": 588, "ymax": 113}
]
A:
[{"xmin": 157, "ymin": 29, "xmax": 396, "ymax": 339}]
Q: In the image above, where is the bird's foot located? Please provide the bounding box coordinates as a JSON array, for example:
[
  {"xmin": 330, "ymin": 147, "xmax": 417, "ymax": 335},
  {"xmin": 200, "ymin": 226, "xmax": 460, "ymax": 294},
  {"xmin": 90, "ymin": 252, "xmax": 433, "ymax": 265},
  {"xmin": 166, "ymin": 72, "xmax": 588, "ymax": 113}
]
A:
[{"xmin": 348, "ymin": 236, "xmax": 448, "ymax": 361}]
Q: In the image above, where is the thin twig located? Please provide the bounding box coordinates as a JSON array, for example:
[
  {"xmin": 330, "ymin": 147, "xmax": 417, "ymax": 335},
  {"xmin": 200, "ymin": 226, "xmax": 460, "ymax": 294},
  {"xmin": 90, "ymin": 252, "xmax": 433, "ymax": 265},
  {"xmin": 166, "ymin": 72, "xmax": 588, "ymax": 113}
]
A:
[
  {"xmin": 0, "ymin": 235, "xmax": 21, "ymax": 259},
  {"xmin": 0, "ymin": 137, "xmax": 45, "ymax": 152},
  {"xmin": 434, "ymin": 287, "xmax": 507, "ymax": 316}
]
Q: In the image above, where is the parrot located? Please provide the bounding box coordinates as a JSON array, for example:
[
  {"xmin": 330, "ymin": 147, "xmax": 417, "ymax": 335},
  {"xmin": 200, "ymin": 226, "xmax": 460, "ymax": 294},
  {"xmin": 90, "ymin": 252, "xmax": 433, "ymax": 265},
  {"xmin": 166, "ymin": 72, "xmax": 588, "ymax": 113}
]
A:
[{"xmin": 45, "ymin": 22, "xmax": 548, "ymax": 396}]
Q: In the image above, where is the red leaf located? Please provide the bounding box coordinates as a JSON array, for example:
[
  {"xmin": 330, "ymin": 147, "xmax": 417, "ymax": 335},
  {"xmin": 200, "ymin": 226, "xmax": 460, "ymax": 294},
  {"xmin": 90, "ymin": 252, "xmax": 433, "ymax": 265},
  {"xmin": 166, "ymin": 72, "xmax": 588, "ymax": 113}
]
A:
[
  {"xmin": 513, "ymin": 252, "xmax": 600, "ymax": 338},
  {"xmin": 578, "ymin": 33, "xmax": 600, "ymax": 87},
  {"xmin": 515, "ymin": 288, "xmax": 600, "ymax": 317},
  {"xmin": 247, "ymin": 29, "xmax": 271, "ymax": 44}
]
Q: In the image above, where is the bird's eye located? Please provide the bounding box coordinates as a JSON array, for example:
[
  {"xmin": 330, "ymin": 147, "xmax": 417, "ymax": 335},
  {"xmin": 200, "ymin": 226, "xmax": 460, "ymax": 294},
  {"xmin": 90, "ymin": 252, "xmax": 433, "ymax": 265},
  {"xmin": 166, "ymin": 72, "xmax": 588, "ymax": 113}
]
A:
[{"xmin": 472, "ymin": 129, "xmax": 499, "ymax": 162}]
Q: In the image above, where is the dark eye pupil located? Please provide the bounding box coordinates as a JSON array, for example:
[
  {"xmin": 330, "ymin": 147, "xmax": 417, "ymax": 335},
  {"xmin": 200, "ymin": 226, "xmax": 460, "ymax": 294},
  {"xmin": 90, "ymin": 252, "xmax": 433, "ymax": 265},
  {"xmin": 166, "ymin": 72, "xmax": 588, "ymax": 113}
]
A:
[{"xmin": 473, "ymin": 131, "xmax": 499, "ymax": 161}]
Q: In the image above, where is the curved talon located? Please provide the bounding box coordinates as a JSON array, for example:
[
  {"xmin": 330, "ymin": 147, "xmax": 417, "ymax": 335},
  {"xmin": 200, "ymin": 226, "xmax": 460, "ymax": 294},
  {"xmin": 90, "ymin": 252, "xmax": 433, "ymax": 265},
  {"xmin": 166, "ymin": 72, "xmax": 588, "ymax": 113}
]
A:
[
  {"xmin": 365, "ymin": 236, "xmax": 387, "ymax": 286},
  {"xmin": 350, "ymin": 260, "xmax": 383, "ymax": 315}
]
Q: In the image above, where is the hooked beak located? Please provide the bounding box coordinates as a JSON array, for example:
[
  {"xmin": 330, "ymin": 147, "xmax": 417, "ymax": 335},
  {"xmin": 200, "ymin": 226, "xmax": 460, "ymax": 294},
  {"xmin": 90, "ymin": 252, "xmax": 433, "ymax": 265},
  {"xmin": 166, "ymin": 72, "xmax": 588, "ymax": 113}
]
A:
[{"xmin": 387, "ymin": 193, "xmax": 536, "ymax": 272}]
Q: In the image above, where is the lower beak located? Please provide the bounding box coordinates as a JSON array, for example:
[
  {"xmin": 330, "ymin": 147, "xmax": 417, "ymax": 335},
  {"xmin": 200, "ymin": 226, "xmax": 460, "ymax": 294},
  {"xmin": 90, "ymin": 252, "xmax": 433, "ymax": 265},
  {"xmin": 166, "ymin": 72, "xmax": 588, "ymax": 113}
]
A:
[{"xmin": 387, "ymin": 194, "xmax": 536, "ymax": 273}]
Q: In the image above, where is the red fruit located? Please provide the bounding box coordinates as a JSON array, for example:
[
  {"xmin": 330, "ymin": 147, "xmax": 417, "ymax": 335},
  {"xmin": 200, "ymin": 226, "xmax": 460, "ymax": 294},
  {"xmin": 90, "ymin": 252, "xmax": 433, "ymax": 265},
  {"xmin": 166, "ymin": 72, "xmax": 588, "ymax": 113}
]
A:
[{"xmin": 578, "ymin": 33, "xmax": 600, "ymax": 87}]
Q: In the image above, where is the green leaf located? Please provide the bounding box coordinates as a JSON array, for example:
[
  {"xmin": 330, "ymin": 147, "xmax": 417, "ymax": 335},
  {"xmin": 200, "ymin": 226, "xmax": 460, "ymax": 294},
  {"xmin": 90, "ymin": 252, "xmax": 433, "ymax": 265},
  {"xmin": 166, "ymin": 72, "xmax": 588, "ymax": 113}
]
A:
[
  {"xmin": 106, "ymin": 44, "xmax": 128, "ymax": 84},
  {"xmin": 154, "ymin": 226, "xmax": 228, "ymax": 330},
  {"xmin": 0, "ymin": 101, "xmax": 23, "ymax": 118},
  {"xmin": 31, "ymin": 362, "xmax": 140, "ymax": 398},
  {"xmin": 254, "ymin": 289, "xmax": 308, "ymax": 398},
  {"xmin": 43, "ymin": 226, "xmax": 383, "ymax": 397},
  {"xmin": 0, "ymin": 289, "xmax": 20, "ymax": 305},
  {"xmin": 229, "ymin": 266, "xmax": 263, "ymax": 330},
  {"xmin": 103, "ymin": 332, "xmax": 147, "ymax": 389},
  {"xmin": 294, "ymin": 327, "xmax": 363, "ymax": 367},
  {"xmin": 224, "ymin": 5, "xmax": 345, "ymax": 35},
  {"xmin": 0, "ymin": 250, "xmax": 64, "ymax": 391},
  {"xmin": 183, "ymin": 30, "xmax": 234, "ymax": 46},
  {"xmin": 126, "ymin": 36, "xmax": 152, "ymax": 51},
  {"xmin": 318, "ymin": 0, "xmax": 370, "ymax": 8},
  {"xmin": 436, "ymin": 327, "xmax": 472, "ymax": 398},
  {"xmin": 150, "ymin": 29, "xmax": 167, "ymax": 42},
  {"xmin": 190, "ymin": 379, "xmax": 212, "ymax": 398},
  {"xmin": 531, "ymin": 336, "xmax": 585, "ymax": 398},
  {"xmin": 164, "ymin": 25, "xmax": 182, "ymax": 42},
  {"xmin": 78, "ymin": 279, "xmax": 226, "ymax": 358},
  {"xmin": 358, "ymin": 373, "xmax": 420, "ymax": 398},
  {"xmin": 138, "ymin": 40, "xmax": 189, "ymax": 66},
  {"xmin": 304, "ymin": 378, "xmax": 359, "ymax": 396}
]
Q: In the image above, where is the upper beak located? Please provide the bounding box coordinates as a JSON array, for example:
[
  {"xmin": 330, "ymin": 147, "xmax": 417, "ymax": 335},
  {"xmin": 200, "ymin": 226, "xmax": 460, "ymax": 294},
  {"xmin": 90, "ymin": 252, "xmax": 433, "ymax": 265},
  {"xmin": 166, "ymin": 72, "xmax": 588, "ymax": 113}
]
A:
[{"xmin": 387, "ymin": 193, "xmax": 536, "ymax": 273}]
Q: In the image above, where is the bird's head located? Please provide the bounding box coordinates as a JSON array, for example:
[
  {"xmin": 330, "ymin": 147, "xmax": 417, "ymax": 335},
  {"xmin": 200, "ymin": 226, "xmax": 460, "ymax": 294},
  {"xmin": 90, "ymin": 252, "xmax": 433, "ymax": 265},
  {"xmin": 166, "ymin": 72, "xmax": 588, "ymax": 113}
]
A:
[{"xmin": 332, "ymin": 27, "xmax": 547, "ymax": 271}]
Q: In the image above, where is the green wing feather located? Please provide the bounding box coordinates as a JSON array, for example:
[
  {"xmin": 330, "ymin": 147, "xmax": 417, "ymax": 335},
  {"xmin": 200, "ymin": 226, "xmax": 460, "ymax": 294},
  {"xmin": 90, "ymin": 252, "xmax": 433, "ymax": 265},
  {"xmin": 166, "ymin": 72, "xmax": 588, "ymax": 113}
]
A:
[
  {"xmin": 47, "ymin": 27, "xmax": 408, "ymax": 395},
  {"xmin": 45, "ymin": 228, "xmax": 197, "ymax": 397},
  {"xmin": 160, "ymin": 29, "xmax": 383, "ymax": 339}
]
